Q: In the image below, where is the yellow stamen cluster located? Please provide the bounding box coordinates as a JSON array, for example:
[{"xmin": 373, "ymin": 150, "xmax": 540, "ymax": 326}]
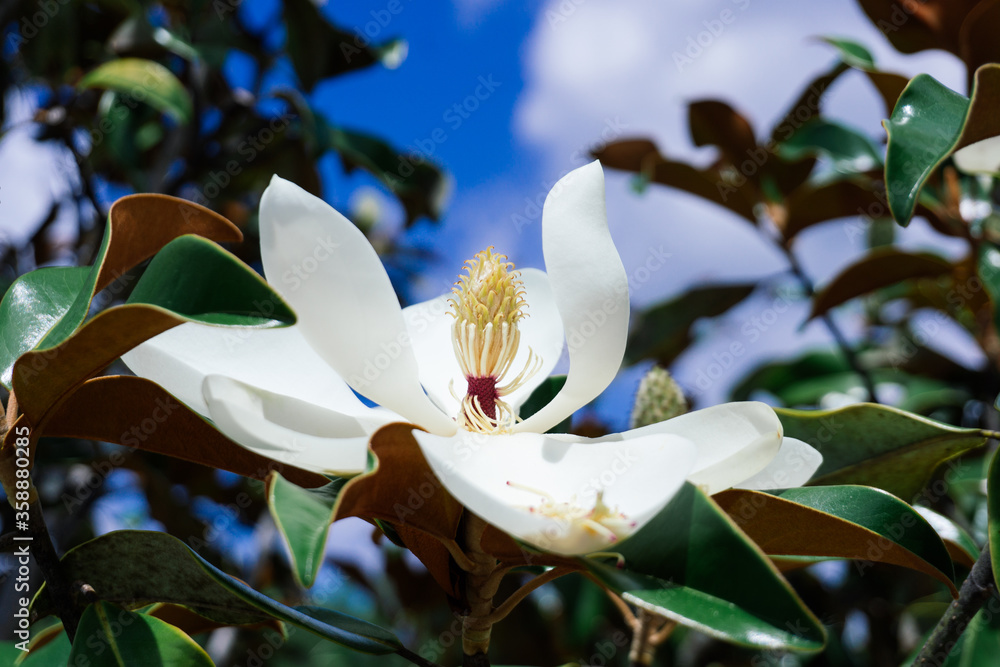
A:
[
  {"xmin": 449, "ymin": 248, "xmax": 541, "ymax": 433},
  {"xmin": 508, "ymin": 482, "xmax": 635, "ymax": 546}
]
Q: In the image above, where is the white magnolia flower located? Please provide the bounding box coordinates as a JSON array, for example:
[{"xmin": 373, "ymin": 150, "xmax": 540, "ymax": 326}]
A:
[
  {"xmin": 123, "ymin": 161, "xmax": 821, "ymax": 555},
  {"xmin": 954, "ymin": 135, "xmax": 1000, "ymax": 175}
]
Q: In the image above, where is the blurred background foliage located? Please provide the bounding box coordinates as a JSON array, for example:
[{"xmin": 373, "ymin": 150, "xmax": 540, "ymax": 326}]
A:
[{"xmin": 2, "ymin": 0, "xmax": 1000, "ymax": 665}]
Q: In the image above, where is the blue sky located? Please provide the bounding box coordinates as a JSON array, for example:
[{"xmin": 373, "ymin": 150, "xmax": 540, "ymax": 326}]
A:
[{"xmin": 0, "ymin": 0, "xmax": 979, "ymax": 428}]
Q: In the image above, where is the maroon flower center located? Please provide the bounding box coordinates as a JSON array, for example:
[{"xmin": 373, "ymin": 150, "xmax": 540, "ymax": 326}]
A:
[{"xmin": 466, "ymin": 375, "xmax": 499, "ymax": 420}]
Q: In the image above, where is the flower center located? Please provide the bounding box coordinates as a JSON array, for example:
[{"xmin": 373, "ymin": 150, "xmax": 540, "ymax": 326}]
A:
[
  {"xmin": 449, "ymin": 247, "xmax": 541, "ymax": 433},
  {"xmin": 507, "ymin": 482, "xmax": 635, "ymax": 545}
]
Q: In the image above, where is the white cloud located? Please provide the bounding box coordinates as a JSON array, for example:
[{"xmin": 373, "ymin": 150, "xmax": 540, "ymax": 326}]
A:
[{"xmin": 512, "ymin": 0, "xmax": 971, "ymax": 405}]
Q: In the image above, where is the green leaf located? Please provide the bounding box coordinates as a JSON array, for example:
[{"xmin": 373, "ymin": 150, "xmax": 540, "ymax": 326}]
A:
[
  {"xmin": 78, "ymin": 58, "xmax": 193, "ymax": 123},
  {"xmin": 267, "ymin": 473, "xmax": 346, "ymax": 588},
  {"xmin": 123, "ymin": 235, "xmax": 296, "ymax": 325},
  {"xmin": 915, "ymin": 506, "xmax": 979, "ymax": 567},
  {"xmin": 31, "ymin": 530, "xmax": 403, "ymax": 655},
  {"xmin": 989, "ymin": 449, "xmax": 1000, "ymax": 588},
  {"xmin": 12, "ymin": 626, "xmax": 71, "ymax": 666},
  {"xmin": 779, "ymin": 486, "xmax": 956, "ymax": 586},
  {"xmin": 17, "ymin": 193, "xmax": 242, "ymax": 366},
  {"xmin": 716, "ymin": 487, "xmax": 958, "ymax": 593},
  {"xmin": 625, "ymin": 284, "xmax": 755, "ymax": 365},
  {"xmin": 732, "ymin": 351, "xmax": 851, "ymax": 402},
  {"xmin": 69, "ymin": 602, "xmax": 213, "ymax": 666},
  {"xmin": 819, "ymin": 36, "xmax": 876, "ymax": 70},
  {"xmin": 588, "ymin": 483, "xmax": 826, "ymax": 652},
  {"xmin": 0, "ymin": 267, "xmax": 90, "ymax": 388},
  {"xmin": 778, "ymin": 118, "xmax": 882, "ymax": 175},
  {"xmin": 518, "ymin": 375, "xmax": 569, "ymax": 432},
  {"xmin": 321, "ymin": 124, "xmax": 448, "ymax": 226},
  {"xmin": 978, "ymin": 244, "xmax": 1000, "ymax": 332},
  {"xmin": 283, "ymin": 0, "xmax": 403, "ymax": 89},
  {"xmin": 883, "ymin": 65, "xmax": 1000, "ymax": 225},
  {"xmin": 13, "ymin": 236, "xmax": 295, "ymax": 425},
  {"xmin": 777, "ymin": 403, "xmax": 987, "ymax": 501}
]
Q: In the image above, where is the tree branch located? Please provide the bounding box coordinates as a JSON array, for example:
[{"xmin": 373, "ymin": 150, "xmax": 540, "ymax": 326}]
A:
[
  {"xmin": 782, "ymin": 244, "xmax": 880, "ymax": 403},
  {"xmin": 913, "ymin": 541, "xmax": 995, "ymax": 667}
]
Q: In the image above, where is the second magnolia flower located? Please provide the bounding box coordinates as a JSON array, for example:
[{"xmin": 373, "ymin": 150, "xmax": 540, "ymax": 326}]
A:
[{"xmin": 123, "ymin": 160, "xmax": 822, "ymax": 555}]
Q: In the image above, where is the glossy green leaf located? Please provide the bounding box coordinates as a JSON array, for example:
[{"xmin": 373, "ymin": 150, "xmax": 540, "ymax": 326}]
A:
[
  {"xmin": 267, "ymin": 473, "xmax": 345, "ymax": 588},
  {"xmin": 32, "ymin": 530, "xmax": 403, "ymax": 655},
  {"xmin": 123, "ymin": 235, "xmax": 295, "ymax": 325},
  {"xmin": 13, "ymin": 236, "xmax": 295, "ymax": 425},
  {"xmin": 11, "ymin": 193, "xmax": 242, "ymax": 371},
  {"xmin": 915, "ymin": 506, "xmax": 979, "ymax": 567},
  {"xmin": 717, "ymin": 487, "xmax": 958, "ymax": 593},
  {"xmin": 883, "ymin": 65, "xmax": 1000, "ymax": 225},
  {"xmin": 78, "ymin": 58, "xmax": 192, "ymax": 123},
  {"xmin": 777, "ymin": 403, "xmax": 986, "ymax": 501},
  {"xmin": 988, "ymin": 449, "xmax": 1000, "ymax": 589},
  {"xmin": 778, "ymin": 118, "xmax": 881, "ymax": 174},
  {"xmin": 69, "ymin": 601, "xmax": 213, "ymax": 666},
  {"xmin": 625, "ymin": 284, "xmax": 755, "ymax": 365},
  {"xmin": 12, "ymin": 626, "xmax": 71, "ymax": 666},
  {"xmin": 779, "ymin": 486, "xmax": 956, "ymax": 585},
  {"xmin": 588, "ymin": 483, "xmax": 826, "ymax": 652},
  {"xmin": 0, "ymin": 267, "xmax": 90, "ymax": 388}
]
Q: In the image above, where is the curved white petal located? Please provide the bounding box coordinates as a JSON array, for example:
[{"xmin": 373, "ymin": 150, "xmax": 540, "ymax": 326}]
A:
[
  {"xmin": 203, "ymin": 375, "xmax": 371, "ymax": 475},
  {"xmin": 402, "ymin": 268, "xmax": 564, "ymax": 419},
  {"xmin": 515, "ymin": 161, "xmax": 629, "ymax": 434},
  {"xmin": 612, "ymin": 402, "xmax": 784, "ymax": 495},
  {"xmin": 507, "ymin": 269, "xmax": 566, "ymax": 412},
  {"xmin": 413, "ymin": 429, "xmax": 696, "ymax": 555},
  {"xmin": 954, "ymin": 135, "xmax": 1000, "ymax": 175},
  {"xmin": 734, "ymin": 437, "xmax": 823, "ymax": 491},
  {"xmin": 122, "ymin": 322, "xmax": 371, "ymax": 418},
  {"xmin": 259, "ymin": 176, "xmax": 455, "ymax": 436}
]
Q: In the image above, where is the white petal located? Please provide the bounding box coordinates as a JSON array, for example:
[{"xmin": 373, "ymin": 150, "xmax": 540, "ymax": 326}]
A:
[
  {"xmin": 507, "ymin": 269, "xmax": 566, "ymax": 412},
  {"xmin": 203, "ymin": 375, "xmax": 371, "ymax": 475},
  {"xmin": 413, "ymin": 429, "xmax": 696, "ymax": 555},
  {"xmin": 954, "ymin": 135, "xmax": 1000, "ymax": 175},
  {"xmin": 515, "ymin": 161, "xmax": 629, "ymax": 434},
  {"xmin": 402, "ymin": 268, "xmax": 565, "ymax": 419},
  {"xmin": 258, "ymin": 176, "xmax": 455, "ymax": 436},
  {"xmin": 614, "ymin": 402, "xmax": 784, "ymax": 495},
  {"xmin": 123, "ymin": 322, "xmax": 370, "ymax": 418},
  {"xmin": 402, "ymin": 292, "xmax": 461, "ymax": 418},
  {"xmin": 734, "ymin": 437, "xmax": 823, "ymax": 491}
]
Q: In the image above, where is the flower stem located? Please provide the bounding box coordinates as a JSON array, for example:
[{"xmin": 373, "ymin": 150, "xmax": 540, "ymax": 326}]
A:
[
  {"xmin": 913, "ymin": 541, "xmax": 994, "ymax": 667},
  {"xmin": 461, "ymin": 513, "xmax": 499, "ymax": 665}
]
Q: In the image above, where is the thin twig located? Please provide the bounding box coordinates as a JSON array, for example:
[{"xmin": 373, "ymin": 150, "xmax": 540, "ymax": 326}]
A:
[
  {"xmin": 27, "ymin": 497, "xmax": 82, "ymax": 640},
  {"xmin": 441, "ymin": 539, "xmax": 478, "ymax": 573},
  {"xmin": 913, "ymin": 542, "xmax": 994, "ymax": 667},
  {"xmin": 484, "ymin": 567, "xmax": 573, "ymax": 624},
  {"xmin": 396, "ymin": 645, "xmax": 446, "ymax": 667},
  {"xmin": 782, "ymin": 244, "xmax": 881, "ymax": 403}
]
